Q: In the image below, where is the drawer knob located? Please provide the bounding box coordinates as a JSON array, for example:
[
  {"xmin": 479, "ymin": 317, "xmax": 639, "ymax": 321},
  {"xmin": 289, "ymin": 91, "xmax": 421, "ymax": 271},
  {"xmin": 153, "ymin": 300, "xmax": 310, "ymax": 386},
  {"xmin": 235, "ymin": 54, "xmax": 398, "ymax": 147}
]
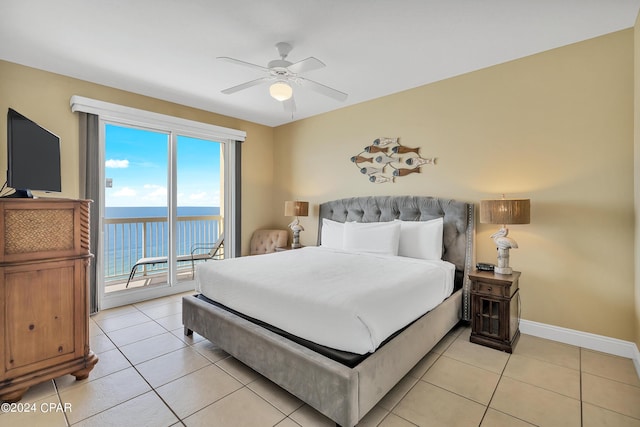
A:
[{"xmin": 487, "ymin": 287, "xmax": 492, "ymax": 292}]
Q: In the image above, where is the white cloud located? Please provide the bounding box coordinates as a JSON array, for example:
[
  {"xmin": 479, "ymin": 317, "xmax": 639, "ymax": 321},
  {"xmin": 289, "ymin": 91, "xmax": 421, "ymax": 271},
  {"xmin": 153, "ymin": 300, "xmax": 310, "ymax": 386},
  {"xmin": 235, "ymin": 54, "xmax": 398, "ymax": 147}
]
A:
[
  {"xmin": 113, "ymin": 187, "xmax": 136, "ymax": 197},
  {"xmin": 105, "ymin": 159, "xmax": 129, "ymax": 168},
  {"xmin": 143, "ymin": 184, "xmax": 167, "ymax": 201},
  {"xmin": 176, "ymin": 190, "xmax": 220, "ymax": 207}
]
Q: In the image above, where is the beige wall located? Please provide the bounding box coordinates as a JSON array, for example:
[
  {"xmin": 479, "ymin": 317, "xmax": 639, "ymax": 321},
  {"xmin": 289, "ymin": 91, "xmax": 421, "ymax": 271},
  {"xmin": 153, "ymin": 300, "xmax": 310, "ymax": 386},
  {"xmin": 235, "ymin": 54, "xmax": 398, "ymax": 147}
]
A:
[
  {"xmin": 0, "ymin": 60, "xmax": 276, "ymax": 254},
  {"xmin": 274, "ymin": 30, "xmax": 636, "ymax": 341},
  {"xmin": 634, "ymin": 13, "xmax": 640, "ymax": 349}
]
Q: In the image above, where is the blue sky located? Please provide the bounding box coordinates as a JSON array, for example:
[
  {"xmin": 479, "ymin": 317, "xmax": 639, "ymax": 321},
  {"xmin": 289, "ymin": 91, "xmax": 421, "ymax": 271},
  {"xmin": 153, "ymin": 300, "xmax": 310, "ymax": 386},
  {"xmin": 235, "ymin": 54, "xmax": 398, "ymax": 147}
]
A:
[{"xmin": 105, "ymin": 124, "xmax": 221, "ymax": 207}]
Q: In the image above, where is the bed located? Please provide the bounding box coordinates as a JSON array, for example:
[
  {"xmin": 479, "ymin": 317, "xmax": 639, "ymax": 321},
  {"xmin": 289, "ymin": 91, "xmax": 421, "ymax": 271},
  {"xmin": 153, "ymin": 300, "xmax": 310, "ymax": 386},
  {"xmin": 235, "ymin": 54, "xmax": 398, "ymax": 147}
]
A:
[{"xmin": 182, "ymin": 195, "xmax": 474, "ymax": 426}]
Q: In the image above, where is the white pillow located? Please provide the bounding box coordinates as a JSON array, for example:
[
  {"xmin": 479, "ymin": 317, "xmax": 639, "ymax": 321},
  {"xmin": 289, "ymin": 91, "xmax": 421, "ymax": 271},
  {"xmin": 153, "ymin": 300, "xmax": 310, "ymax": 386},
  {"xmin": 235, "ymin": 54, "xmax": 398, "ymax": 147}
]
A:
[
  {"xmin": 343, "ymin": 221, "xmax": 401, "ymax": 256},
  {"xmin": 320, "ymin": 219, "xmax": 345, "ymax": 249},
  {"xmin": 396, "ymin": 217, "xmax": 444, "ymax": 260}
]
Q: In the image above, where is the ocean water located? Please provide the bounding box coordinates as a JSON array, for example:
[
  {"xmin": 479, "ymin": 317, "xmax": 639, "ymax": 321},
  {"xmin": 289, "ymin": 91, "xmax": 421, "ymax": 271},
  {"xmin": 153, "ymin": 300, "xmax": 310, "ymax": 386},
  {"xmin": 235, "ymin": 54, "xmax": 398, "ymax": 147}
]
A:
[
  {"xmin": 106, "ymin": 206, "xmax": 220, "ymax": 218},
  {"xmin": 104, "ymin": 206, "xmax": 221, "ymax": 279}
]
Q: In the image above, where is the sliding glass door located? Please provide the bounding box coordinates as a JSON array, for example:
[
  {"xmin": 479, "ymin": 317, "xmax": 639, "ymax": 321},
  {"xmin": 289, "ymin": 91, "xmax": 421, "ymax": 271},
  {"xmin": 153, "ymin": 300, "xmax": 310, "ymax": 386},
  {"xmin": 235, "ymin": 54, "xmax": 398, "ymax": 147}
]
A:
[
  {"xmin": 101, "ymin": 123, "xmax": 223, "ymax": 306},
  {"xmin": 104, "ymin": 124, "xmax": 170, "ymax": 292},
  {"xmin": 175, "ymin": 135, "xmax": 223, "ymax": 284}
]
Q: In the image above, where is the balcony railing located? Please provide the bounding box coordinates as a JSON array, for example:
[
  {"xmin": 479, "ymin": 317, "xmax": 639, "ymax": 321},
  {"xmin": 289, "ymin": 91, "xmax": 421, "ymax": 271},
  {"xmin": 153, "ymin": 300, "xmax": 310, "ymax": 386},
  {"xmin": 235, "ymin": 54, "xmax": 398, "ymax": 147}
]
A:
[{"xmin": 103, "ymin": 215, "xmax": 222, "ymax": 284}]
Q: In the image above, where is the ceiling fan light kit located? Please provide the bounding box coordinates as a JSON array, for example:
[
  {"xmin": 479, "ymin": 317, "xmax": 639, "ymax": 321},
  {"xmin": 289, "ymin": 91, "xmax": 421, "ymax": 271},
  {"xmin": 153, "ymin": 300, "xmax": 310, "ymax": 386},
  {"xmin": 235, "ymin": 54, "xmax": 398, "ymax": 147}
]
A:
[
  {"xmin": 269, "ymin": 81, "xmax": 293, "ymax": 101},
  {"xmin": 218, "ymin": 42, "xmax": 347, "ymax": 113}
]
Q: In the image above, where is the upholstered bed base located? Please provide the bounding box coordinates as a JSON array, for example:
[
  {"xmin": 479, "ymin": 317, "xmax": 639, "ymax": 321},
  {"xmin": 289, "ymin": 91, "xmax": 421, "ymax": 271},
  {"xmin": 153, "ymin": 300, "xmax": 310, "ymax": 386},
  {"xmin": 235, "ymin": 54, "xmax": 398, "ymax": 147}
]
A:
[
  {"xmin": 182, "ymin": 195, "xmax": 474, "ymax": 426},
  {"xmin": 183, "ymin": 289, "xmax": 461, "ymax": 427}
]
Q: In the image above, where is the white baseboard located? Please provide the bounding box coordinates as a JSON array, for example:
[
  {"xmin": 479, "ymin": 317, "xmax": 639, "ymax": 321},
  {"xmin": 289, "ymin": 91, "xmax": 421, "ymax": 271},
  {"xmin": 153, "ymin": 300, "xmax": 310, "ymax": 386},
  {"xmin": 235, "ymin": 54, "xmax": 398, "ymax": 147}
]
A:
[{"xmin": 520, "ymin": 319, "xmax": 640, "ymax": 378}]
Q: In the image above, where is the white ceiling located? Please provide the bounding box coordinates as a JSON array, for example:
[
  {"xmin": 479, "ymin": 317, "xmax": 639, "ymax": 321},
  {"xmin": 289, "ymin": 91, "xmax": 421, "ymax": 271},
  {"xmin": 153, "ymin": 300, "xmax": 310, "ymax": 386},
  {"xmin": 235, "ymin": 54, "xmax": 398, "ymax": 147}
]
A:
[{"xmin": 1, "ymin": 0, "xmax": 639, "ymax": 127}]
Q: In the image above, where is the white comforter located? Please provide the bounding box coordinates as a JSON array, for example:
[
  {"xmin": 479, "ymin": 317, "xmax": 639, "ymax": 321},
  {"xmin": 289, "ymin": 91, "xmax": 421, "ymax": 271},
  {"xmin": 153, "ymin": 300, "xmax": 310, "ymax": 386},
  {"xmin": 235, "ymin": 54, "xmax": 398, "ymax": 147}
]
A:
[{"xmin": 196, "ymin": 246, "xmax": 455, "ymax": 354}]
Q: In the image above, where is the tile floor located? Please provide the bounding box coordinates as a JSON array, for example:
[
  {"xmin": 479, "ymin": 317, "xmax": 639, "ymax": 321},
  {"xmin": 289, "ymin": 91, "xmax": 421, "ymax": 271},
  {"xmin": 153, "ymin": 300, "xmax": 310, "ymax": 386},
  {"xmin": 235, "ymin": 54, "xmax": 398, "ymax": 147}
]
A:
[{"xmin": 1, "ymin": 292, "xmax": 639, "ymax": 427}]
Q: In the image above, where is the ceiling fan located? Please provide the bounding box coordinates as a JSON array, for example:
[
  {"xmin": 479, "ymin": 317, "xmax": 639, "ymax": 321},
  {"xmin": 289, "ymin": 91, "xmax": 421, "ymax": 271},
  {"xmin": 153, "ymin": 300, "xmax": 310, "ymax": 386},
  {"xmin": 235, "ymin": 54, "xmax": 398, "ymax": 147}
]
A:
[{"xmin": 218, "ymin": 42, "xmax": 348, "ymax": 113}]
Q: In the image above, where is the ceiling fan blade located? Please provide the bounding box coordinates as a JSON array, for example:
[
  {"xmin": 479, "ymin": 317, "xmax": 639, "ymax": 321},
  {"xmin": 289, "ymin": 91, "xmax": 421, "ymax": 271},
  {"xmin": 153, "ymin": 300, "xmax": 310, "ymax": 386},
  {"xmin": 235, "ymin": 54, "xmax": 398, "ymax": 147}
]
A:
[
  {"xmin": 217, "ymin": 56, "xmax": 270, "ymax": 72},
  {"xmin": 221, "ymin": 77, "xmax": 273, "ymax": 94},
  {"xmin": 283, "ymin": 96, "xmax": 296, "ymax": 113},
  {"xmin": 297, "ymin": 77, "xmax": 348, "ymax": 102},
  {"xmin": 287, "ymin": 57, "xmax": 325, "ymax": 74}
]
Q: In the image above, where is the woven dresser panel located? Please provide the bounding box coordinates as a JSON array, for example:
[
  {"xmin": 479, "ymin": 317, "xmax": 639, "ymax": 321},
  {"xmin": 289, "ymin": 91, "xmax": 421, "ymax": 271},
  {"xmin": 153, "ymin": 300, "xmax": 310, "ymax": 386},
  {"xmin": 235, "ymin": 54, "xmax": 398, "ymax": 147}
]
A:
[{"xmin": 4, "ymin": 209, "xmax": 74, "ymax": 254}]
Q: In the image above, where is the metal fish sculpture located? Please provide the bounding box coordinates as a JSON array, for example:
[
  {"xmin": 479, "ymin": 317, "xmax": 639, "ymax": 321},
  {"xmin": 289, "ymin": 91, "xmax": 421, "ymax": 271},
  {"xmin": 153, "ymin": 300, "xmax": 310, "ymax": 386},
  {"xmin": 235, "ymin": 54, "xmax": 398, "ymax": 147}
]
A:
[
  {"xmin": 391, "ymin": 145, "xmax": 420, "ymax": 154},
  {"xmin": 369, "ymin": 174, "xmax": 393, "ymax": 184},
  {"xmin": 393, "ymin": 168, "xmax": 421, "ymax": 177},
  {"xmin": 350, "ymin": 155, "xmax": 373, "ymax": 163},
  {"xmin": 375, "ymin": 154, "xmax": 398, "ymax": 164},
  {"xmin": 405, "ymin": 157, "xmax": 437, "ymax": 167},
  {"xmin": 372, "ymin": 137, "xmax": 398, "ymax": 147},
  {"xmin": 360, "ymin": 166, "xmax": 383, "ymax": 175},
  {"xmin": 364, "ymin": 145, "xmax": 388, "ymax": 154}
]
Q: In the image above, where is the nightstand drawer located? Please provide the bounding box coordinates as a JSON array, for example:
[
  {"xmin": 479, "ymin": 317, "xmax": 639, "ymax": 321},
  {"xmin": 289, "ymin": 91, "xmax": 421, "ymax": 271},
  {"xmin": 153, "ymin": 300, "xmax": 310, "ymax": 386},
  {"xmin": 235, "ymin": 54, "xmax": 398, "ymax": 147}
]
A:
[{"xmin": 472, "ymin": 281, "xmax": 507, "ymax": 297}]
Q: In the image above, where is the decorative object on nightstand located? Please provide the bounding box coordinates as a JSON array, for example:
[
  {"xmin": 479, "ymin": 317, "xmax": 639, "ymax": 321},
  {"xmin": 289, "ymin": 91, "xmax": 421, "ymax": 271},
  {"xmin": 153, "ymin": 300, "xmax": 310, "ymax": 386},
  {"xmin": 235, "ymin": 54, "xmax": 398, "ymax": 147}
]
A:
[
  {"xmin": 469, "ymin": 270, "xmax": 521, "ymax": 353},
  {"xmin": 480, "ymin": 196, "xmax": 530, "ymax": 275},
  {"xmin": 284, "ymin": 200, "xmax": 309, "ymax": 249}
]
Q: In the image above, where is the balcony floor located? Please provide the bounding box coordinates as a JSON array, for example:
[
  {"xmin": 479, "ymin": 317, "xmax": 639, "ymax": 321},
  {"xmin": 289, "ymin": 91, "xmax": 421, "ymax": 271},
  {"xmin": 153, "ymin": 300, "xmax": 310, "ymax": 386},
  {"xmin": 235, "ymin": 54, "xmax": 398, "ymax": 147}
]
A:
[{"xmin": 106, "ymin": 270, "xmax": 195, "ymax": 293}]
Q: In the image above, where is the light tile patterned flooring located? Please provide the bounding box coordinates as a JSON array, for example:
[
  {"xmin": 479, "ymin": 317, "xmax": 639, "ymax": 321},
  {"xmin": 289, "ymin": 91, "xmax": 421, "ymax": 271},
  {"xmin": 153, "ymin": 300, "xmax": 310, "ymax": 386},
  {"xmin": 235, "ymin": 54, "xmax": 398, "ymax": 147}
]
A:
[{"xmin": 2, "ymin": 291, "xmax": 639, "ymax": 427}]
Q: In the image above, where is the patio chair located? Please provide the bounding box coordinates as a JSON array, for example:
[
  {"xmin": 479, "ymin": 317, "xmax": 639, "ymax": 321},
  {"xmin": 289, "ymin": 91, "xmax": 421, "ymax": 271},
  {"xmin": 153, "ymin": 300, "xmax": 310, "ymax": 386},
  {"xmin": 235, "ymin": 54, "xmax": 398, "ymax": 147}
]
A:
[{"xmin": 125, "ymin": 235, "xmax": 224, "ymax": 287}]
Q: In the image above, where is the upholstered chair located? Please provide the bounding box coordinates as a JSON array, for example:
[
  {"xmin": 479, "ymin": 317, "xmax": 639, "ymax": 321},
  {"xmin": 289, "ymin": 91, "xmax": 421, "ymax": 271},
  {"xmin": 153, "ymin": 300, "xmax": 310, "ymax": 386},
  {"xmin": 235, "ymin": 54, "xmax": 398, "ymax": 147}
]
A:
[{"xmin": 249, "ymin": 229, "xmax": 288, "ymax": 255}]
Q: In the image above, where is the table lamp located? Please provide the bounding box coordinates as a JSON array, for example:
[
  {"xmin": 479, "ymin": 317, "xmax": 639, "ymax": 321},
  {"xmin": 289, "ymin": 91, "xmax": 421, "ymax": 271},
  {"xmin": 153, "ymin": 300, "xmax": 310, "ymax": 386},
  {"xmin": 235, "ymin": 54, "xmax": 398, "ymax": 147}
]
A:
[
  {"xmin": 284, "ymin": 201, "xmax": 309, "ymax": 248},
  {"xmin": 480, "ymin": 197, "xmax": 530, "ymax": 275}
]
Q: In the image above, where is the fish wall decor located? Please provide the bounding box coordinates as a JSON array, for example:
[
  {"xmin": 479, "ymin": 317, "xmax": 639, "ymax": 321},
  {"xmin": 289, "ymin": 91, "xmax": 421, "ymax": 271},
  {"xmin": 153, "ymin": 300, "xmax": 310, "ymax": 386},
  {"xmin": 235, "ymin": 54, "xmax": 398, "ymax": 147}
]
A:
[{"xmin": 350, "ymin": 137, "xmax": 436, "ymax": 183}]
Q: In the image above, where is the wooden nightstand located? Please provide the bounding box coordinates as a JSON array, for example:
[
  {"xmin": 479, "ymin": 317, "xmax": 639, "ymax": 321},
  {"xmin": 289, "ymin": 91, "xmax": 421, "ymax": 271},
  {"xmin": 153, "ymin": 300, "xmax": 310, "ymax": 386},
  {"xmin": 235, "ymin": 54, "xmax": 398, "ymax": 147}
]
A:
[{"xmin": 469, "ymin": 270, "xmax": 521, "ymax": 353}]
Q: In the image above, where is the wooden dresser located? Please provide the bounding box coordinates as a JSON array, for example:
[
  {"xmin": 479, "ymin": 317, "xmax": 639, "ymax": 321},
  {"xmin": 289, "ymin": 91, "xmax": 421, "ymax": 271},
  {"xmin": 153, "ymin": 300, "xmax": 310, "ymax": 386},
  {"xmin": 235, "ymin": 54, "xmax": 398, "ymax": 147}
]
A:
[{"xmin": 0, "ymin": 198, "xmax": 98, "ymax": 402}]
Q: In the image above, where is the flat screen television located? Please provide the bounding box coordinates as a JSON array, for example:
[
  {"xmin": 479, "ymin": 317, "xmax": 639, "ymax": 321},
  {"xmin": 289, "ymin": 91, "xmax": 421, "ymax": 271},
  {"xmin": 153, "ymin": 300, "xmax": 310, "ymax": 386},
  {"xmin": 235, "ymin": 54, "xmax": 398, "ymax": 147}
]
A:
[{"xmin": 5, "ymin": 108, "xmax": 61, "ymax": 198}]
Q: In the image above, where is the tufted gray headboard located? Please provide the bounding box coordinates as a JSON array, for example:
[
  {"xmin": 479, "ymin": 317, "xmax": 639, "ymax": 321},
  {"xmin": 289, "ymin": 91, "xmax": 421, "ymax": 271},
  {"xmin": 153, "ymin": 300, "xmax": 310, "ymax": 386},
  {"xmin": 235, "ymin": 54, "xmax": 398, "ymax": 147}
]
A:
[{"xmin": 317, "ymin": 195, "xmax": 475, "ymax": 320}]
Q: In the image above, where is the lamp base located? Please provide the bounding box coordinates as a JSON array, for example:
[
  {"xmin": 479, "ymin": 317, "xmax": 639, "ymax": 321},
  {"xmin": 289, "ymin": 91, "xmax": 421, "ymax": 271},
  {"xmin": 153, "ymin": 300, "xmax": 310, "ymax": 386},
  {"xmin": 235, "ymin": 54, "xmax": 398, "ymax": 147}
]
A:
[
  {"xmin": 291, "ymin": 230, "xmax": 301, "ymax": 249},
  {"xmin": 494, "ymin": 266, "xmax": 513, "ymax": 275},
  {"xmin": 495, "ymin": 247, "xmax": 513, "ymax": 275}
]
